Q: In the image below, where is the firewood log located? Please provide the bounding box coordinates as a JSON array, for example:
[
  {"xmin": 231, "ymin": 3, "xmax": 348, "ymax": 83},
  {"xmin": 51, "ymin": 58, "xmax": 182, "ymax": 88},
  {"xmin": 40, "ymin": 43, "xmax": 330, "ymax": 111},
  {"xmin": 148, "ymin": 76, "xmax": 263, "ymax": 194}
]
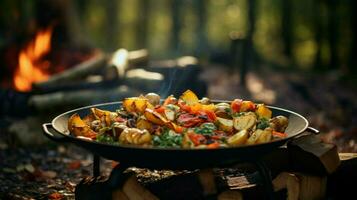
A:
[
  {"xmin": 272, "ymin": 172, "xmax": 300, "ymax": 200},
  {"xmin": 122, "ymin": 175, "xmax": 159, "ymax": 200},
  {"xmin": 273, "ymin": 172, "xmax": 327, "ymax": 200},
  {"xmin": 296, "ymin": 173, "xmax": 327, "ymax": 200},
  {"xmin": 29, "ymin": 86, "xmax": 141, "ymax": 112},
  {"xmin": 217, "ymin": 190, "xmax": 243, "ymax": 200},
  {"xmin": 33, "ymin": 53, "xmax": 108, "ymax": 90},
  {"xmin": 112, "ymin": 189, "xmax": 129, "ymax": 200},
  {"xmin": 197, "ymin": 169, "xmax": 217, "ymax": 196},
  {"xmin": 34, "ymin": 49, "xmax": 149, "ymax": 91},
  {"xmin": 288, "ymin": 134, "xmax": 340, "ymax": 175}
]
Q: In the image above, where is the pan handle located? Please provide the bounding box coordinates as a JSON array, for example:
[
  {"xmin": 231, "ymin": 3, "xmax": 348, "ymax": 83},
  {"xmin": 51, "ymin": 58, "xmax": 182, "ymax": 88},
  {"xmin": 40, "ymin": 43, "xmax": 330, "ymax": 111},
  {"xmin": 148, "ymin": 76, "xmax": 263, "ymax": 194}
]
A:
[
  {"xmin": 306, "ymin": 126, "xmax": 320, "ymax": 134},
  {"xmin": 42, "ymin": 123, "xmax": 69, "ymax": 142}
]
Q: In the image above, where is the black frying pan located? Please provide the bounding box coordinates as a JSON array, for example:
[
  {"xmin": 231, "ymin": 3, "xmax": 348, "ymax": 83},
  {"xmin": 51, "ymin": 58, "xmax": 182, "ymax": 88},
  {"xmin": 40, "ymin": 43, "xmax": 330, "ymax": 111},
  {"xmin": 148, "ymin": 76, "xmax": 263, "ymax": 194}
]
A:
[{"xmin": 43, "ymin": 101, "xmax": 318, "ymax": 169}]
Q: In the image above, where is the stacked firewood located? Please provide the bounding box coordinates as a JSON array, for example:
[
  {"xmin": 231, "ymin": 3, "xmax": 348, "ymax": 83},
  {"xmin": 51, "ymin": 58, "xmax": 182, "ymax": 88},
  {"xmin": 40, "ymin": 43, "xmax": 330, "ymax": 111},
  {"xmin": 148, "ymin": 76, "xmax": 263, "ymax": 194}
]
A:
[
  {"xmin": 72, "ymin": 133, "xmax": 356, "ymax": 200},
  {"xmin": 28, "ymin": 48, "xmax": 206, "ymax": 113}
]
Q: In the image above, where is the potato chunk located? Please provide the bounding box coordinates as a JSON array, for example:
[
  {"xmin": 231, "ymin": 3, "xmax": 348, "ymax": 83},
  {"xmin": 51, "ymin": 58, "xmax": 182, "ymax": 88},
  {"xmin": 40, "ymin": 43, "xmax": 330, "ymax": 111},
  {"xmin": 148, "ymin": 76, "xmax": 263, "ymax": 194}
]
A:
[
  {"xmin": 269, "ymin": 116, "xmax": 289, "ymax": 132},
  {"xmin": 144, "ymin": 93, "xmax": 161, "ymax": 106},
  {"xmin": 246, "ymin": 129, "xmax": 264, "ymax": 145},
  {"xmin": 119, "ymin": 128, "xmax": 152, "ymax": 145},
  {"xmin": 233, "ymin": 112, "xmax": 257, "ymax": 131},
  {"xmin": 227, "ymin": 130, "xmax": 248, "ymax": 146},
  {"xmin": 256, "ymin": 129, "xmax": 272, "ymax": 144},
  {"xmin": 216, "ymin": 117, "xmax": 233, "ymax": 132}
]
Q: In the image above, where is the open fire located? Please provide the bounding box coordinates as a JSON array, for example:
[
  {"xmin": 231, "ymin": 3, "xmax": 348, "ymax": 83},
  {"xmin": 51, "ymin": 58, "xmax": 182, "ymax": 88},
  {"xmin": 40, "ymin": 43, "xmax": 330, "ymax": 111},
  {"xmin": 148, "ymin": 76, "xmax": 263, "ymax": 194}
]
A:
[{"xmin": 13, "ymin": 26, "xmax": 53, "ymax": 92}]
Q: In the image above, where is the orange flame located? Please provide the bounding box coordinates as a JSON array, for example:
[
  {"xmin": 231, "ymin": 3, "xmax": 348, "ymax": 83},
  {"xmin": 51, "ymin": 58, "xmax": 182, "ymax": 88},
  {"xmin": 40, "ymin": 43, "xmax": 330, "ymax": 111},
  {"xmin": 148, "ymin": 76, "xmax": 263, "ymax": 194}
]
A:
[{"xmin": 13, "ymin": 26, "xmax": 53, "ymax": 91}]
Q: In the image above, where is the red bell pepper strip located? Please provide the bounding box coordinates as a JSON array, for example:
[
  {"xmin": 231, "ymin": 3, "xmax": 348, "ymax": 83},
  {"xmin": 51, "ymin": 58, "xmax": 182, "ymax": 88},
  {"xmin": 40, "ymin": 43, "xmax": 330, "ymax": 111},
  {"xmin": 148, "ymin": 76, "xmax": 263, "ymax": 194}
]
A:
[
  {"xmin": 177, "ymin": 113, "xmax": 204, "ymax": 127},
  {"xmin": 178, "ymin": 101, "xmax": 192, "ymax": 113},
  {"xmin": 188, "ymin": 133, "xmax": 206, "ymax": 146},
  {"xmin": 272, "ymin": 131, "xmax": 288, "ymax": 138},
  {"xmin": 204, "ymin": 110, "xmax": 217, "ymax": 122},
  {"xmin": 206, "ymin": 142, "xmax": 220, "ymax": 149}
]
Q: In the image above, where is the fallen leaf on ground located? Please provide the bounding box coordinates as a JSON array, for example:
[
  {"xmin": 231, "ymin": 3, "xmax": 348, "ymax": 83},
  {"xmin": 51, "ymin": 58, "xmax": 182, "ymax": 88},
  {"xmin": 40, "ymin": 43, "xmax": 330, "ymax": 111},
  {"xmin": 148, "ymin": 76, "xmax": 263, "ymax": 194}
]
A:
[
  {"xmin": 67, "ymin": 160, "xmax": 81, "ymax": 170},
  {"xmin": 41, "ymin": 170, "xmax": 57, "ymax": 179},
  {"xmin": 49, "ymin": 192, "xmax": 64, "ymax": 199}
]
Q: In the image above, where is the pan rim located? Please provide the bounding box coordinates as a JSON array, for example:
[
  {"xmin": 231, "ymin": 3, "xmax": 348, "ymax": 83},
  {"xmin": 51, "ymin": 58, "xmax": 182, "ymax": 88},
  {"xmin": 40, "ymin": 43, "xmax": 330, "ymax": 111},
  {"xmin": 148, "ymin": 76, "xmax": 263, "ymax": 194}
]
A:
[{"xmin": 51, "ymin": 100, "xmax": 309, "ymax": 151}]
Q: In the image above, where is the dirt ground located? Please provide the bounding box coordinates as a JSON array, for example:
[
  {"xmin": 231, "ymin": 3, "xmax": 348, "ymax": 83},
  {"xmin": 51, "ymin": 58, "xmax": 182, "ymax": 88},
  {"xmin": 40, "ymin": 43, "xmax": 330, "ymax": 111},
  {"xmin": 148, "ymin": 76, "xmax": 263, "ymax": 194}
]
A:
[
  {"xmin": 0, "ymin": 66, "xmax": 356, "ymax": 199},
  {"xmin": 201, "ymin": 66, "xmax": 357, "ymax": 152}
]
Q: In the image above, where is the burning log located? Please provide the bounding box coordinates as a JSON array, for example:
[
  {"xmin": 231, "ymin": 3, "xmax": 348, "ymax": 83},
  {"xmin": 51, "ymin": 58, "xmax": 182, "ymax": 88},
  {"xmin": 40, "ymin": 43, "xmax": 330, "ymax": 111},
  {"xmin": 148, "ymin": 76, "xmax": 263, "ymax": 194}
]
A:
[
  {"xmin": 107, "ymin": 49, "xmax": 149, "ymax": 79},
  {"xmin": 33, "ymin": 49, "xmax": 149, "ymax": 91},
  {"xmin": 33, "ymin": 52, "xmax": 108, "ymax": 90},
  {"xmin": 29, "ymin": 70, "xmax": 163, "ymax": 112}
]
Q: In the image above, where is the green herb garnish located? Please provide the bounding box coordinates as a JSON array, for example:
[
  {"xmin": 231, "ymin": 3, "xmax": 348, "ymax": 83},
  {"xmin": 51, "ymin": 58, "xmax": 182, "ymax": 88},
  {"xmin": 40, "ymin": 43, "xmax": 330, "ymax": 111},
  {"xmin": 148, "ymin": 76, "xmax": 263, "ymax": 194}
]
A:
[
  {"xmin": 153, "ymin": 129, "xmax": 183, "ymax": 147},
  {"xmin": 257, "ymin": 118, "xmax": 270, "ymax": 130},
  {"xmin": 96, "ymin": 134, "xmax": 116, "ymax": 144},
  {"xmin": 194, "ymin": 123, "xmax": 217, "ymax": 136}
]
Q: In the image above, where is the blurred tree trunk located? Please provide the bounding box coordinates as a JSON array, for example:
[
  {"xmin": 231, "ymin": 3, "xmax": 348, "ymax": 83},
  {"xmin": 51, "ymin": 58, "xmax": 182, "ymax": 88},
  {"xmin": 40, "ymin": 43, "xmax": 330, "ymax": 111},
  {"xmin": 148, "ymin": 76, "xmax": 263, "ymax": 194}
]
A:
[
  {"xmin": 104, "ymin": 0, "xmax": 119, "ymax": 51},
  {"xmin": 194, "ymin": 0, "xmax": 208, "ymax": 58},
  {"xmin": 281, "ymin": 0, "xmax": 293, "ymax": 60},
  {"xmin": 137, "ymin": 0, "xmax": 150, "ymax": 49},
  {"xmin": 313, "ymin": 0, "xmax": 323, "ymax": 71},
  {"xmin": 171, "ymin": 0, "xmax": 181, "ymax": 53},
  {"xmin": 327, "ymin": 0, "xmax": 338, "ymax": 70},
  {"xmin": 348, "ymin": 1, "xmax": 357, "ymax": 74},
  {"xmin": 241, "ymin": 0, "xmax": 256, "ymax": 86}
]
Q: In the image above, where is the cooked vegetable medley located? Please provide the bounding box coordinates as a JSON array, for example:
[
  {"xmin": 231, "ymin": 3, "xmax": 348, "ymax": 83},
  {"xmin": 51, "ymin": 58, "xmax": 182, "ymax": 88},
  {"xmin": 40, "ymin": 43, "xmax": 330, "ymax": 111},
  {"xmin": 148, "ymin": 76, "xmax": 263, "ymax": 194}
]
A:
[{"xmin": 68, "ymin": 90, "xmax": 289, "ymax": 148}]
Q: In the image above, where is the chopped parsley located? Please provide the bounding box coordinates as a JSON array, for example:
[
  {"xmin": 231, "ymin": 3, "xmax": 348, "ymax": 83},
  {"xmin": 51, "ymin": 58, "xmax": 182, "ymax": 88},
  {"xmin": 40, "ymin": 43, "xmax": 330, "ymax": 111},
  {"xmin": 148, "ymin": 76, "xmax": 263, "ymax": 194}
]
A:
[
  {"xmin": 257, "ymin": 118, "xmax": 270, "ymax": 130},
  {"xmin": 194, "ymin": 123, "xmax": 217, "ymax": 136},
  {"xmin": 96, "ymin": 134, "xmax": 116, "ymax": 144},
  {"xmin": 153, "ymin": 129, "xmax": 183, "ymax": 147}
]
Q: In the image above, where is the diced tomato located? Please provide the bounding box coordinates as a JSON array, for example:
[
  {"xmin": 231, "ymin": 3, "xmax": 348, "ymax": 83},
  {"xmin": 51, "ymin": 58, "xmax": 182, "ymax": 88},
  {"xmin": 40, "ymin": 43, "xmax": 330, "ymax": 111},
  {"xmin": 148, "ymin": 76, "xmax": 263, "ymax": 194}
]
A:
[
  {"xmin": 163, "ymin": 95, "xmax": 177, "ymax": 105},
  {"xmin": 174, "ymin": 125, "xmax": 184, "ymax": 133},
  {"xmin": 231, "ymin": 99, "xmax": 243, "ymax": 113},
  {"xmin": 206, "ymin": 142, "xmax": 220, "ymax": 149},
  {"xmin": 272, "ymin": 131, "xmax": 288, "ymax": 138},
  {"xmin": 210, "ymin": 135, "xmax": 221, "ymax": 140},
  {"xmin": 240, "ymin": 101, "xmax": 256, "ymax": 112},
  {"xmin": 155, "ymin": 106, "xmax": 165, "ymax": 113},
  {"xmin": 188, "ymin": 133, "xmax": 206, "ymax": 145}
]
